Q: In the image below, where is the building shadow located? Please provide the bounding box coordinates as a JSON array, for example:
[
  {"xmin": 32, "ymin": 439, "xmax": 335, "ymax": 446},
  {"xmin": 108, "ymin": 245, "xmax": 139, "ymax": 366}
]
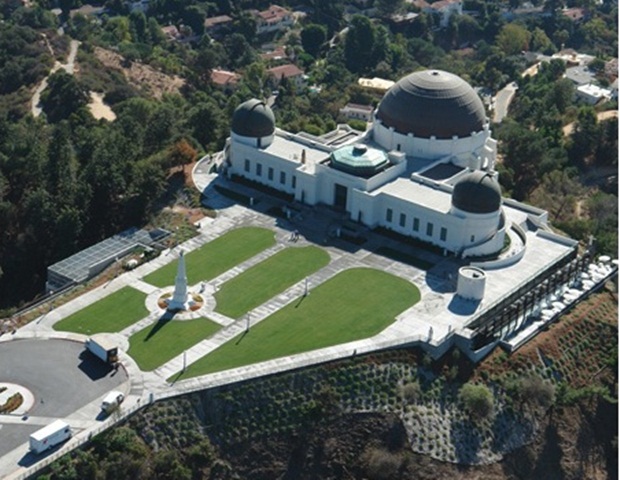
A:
[
  {"xmin": 144, "ymin": 310, "xmax": 175, "ymax": 342},
  {"xmin": 77, "ymin": 352, "xmax": 113, "ymax": 381},
  {"xmin": 447, "ymin": 296, "xmax": 481, "ymax": 315}
]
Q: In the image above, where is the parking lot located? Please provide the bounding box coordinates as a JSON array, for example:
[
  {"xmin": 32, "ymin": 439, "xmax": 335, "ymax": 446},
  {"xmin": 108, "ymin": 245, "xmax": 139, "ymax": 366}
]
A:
[{"xmin": 0, "ymin": 338, "xmax": 127, "ymax": 457}]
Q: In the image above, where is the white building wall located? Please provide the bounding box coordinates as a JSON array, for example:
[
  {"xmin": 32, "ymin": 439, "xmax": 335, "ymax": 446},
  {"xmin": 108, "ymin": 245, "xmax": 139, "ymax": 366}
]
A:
[
  {"xmin": 370, "ymin": 193, "xmax": 503, "ymax": 254},
  {"xmin": 372, "ymin": 120, "xmax": 495, "ymax": 166},
  {"xmin": 230, "ymin": 139, "xmax": 299, "ymax": 195}
]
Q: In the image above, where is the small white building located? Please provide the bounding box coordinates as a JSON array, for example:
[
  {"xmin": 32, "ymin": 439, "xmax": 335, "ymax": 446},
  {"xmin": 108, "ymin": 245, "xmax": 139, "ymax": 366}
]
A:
[
  {"xmin": 340, "ymin": 103, "xmax": 374, "ymax": 122},
  {"xmin": 576, "ymin": 84, "xmax": 613, "ymax": 105},
  {"xmin": 357, "ymin": 77, "xmax": 395, "ymax": 93}
]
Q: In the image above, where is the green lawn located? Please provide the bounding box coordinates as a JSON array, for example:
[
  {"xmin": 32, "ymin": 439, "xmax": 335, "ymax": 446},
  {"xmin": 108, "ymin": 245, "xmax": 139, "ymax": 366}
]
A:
[
  {"xmin": 143, "ymin": 226, "xmax": 276, "ymax": 287},
  {"xmin": 175, "ymin": 268, "xmax": 420, "ymax": 379},
  {"xmin": 128, "ymin": 317, "xmax": 221, "ymax": 371},
  {"xmin": 53, "ymin": 287, "xmax": 148, "ymax": 334},
  {"xmin": 215, "ymin": 246, "xmax": 330, "ymax": 319}
]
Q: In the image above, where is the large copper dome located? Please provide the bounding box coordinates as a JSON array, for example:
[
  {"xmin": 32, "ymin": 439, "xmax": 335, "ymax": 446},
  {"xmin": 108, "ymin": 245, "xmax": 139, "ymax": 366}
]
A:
[{"xmin": 376, "ymin": 70, "xmax": 486, "ymax": 139}]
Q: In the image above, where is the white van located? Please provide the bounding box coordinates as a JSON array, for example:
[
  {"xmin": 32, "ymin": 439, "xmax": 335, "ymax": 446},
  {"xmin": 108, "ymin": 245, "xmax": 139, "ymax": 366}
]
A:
[
  {"xmin": 101, "ymin": 391, "xmax": 124, "ymax": 413},
  {"xmin": 30, "ymin": 420, "xmax": 72, "ymax": 454}
]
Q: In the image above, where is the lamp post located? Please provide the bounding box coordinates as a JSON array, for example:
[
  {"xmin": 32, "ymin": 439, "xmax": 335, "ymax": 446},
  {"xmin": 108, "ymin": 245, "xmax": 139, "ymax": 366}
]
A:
[{"xmin": 246, "ymin": 313, "xmax": 251, "ymax": 332}]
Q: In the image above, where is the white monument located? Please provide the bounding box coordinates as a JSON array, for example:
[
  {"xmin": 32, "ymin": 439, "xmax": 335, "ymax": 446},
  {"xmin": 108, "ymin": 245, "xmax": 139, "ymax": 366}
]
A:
[{"xmin": 167, "ymin": 250, "xmax": 190, "ymax": 311}]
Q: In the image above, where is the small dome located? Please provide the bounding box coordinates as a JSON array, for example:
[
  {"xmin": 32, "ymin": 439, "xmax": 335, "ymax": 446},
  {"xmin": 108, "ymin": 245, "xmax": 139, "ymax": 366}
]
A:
[
  {"xmin": 330, "ymin": 144, "xmax": 389, "ymax": 178},
  {"xmin": 452, "ymin": 171, "xmax": 502, "ymax": 214},
  {"xmin": 231, "ymin": 99, "xmax": 275, "ymax": 138},
  {"xmin": 376, "ymin": 70, "xmax": 486, "ymax": 139}
]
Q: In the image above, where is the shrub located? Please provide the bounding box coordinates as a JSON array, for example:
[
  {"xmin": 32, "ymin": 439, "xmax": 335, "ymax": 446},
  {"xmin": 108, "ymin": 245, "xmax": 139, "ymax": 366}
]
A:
[
  {"xmin": 361, "ymin": 447, "xmax": 403, "ymax": 480},
  {"xmin": 521, "ymin": 375, "xmax": 555, "ymax": 410},
  {"xmin": 399, "ymin": 381, "xmax": 422, "ymax": 404},
  {"xmin": 458, "ymin": 383, "xmax": 494, "ymax": 420}
]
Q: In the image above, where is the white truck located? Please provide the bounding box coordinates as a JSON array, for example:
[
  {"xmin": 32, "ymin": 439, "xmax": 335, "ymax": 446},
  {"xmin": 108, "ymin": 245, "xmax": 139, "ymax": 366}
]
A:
[
  {"xmin": 101, "ymin": 391, "xmax": 124, "ymax": 413},
  {"xmin": 85, "ymin": 337, "xmax": 118, "ymax": 365},
  {"xmin": 29, "ymin": 420, "xmax": 72, "ymax": 454}
]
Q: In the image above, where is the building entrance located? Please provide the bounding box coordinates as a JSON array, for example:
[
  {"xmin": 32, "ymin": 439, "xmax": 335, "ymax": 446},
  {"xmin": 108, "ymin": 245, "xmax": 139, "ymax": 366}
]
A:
[{"xmin": 334, "ymin": 184, "xmax": 347, "ymax": 210}]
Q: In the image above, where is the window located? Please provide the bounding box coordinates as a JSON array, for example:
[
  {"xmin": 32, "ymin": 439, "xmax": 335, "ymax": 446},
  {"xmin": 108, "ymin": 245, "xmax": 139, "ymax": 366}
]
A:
[
  {"xmin": 280, "ymin": 171, "xmax": 286, "ymax": 184},
  {"xmin": 470, "ymin": 235, "xmax": 475, "ymax": 243},
  {"xmin": 256, "ymin": 163, "xmax": 262, "ymax": 176},
  {"xmin": 440, "ymin": 227, "xmax": 447, "ymax": 241},
  {"xmin": 399, "ymin": 213, "xmax": 406, "ymax": 227},
  {"xmin": 413, "ymin": 218, "xmax": 419, "ymax": 232},
  {"xmin": 386, "ymin": 208, "xmax": 393, "ymax": 223},
  {"xmin": 268, "ymin": 167, "xmax": 274, "ymax": 180},
  {"xmin": 426, "ymin": 222, "xmax": 433, "ymax": 236},
  {"xmin": 292, "ymin": 175, "xmax": 296, "ymax": 188},
  {"xmin": 397, "ymin": 144, "xmax": 401, "ymax": 151},
  {"xmin": 244, "ymin": 159, "xmax": 250, "ymax": 172}
]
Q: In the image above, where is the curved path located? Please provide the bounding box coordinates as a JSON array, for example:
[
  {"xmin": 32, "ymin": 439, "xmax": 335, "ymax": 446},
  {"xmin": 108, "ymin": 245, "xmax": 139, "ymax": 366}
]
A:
[{"xmin": 31, "ymin": 38, "xmax": 80, "ymax": 117}]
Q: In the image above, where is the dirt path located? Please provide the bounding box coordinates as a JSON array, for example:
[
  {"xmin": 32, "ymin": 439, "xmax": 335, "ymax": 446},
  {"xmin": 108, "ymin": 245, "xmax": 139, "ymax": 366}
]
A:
[
  {"xmin": 88, "ymin": 91, "xmax": 116, "ymax": 121},
  {"xmin": 31, "ymin": 38, "xmax": 80, "ymax": 117},
  {"xmin": 563, "ymin": 110, "xmax": 618, "ymax": 136}
]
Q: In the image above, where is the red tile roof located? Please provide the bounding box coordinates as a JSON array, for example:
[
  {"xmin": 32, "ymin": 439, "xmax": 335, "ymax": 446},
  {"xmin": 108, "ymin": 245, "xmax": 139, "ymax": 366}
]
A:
[
  {"xmin": 211, "ymin": 69, "xmax": 241, "ymax": 86},
  {"xmin": 268, "ymin": 64, "xmax": 304, "ymax": 79}
]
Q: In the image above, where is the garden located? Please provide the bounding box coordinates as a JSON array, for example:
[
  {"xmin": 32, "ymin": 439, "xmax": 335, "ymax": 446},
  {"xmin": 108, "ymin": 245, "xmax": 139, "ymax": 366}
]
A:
[
  {"xmin": 213, "ymin": 246, "xmax": 330, "ymax": 319},
  {"xmin": 142, "ymin": 227, "xmax": 276, "ymax": 287},
  {"xmin": 53, "ymin": 286, "xmax": 148, "ymax": 335},
  {"xmin": 174, "ymin": 267, "xmax": 421, "ymax": 379},
  {"xmin": 127, "ymin": 318, "xmax": 221, "ymax": 371}
]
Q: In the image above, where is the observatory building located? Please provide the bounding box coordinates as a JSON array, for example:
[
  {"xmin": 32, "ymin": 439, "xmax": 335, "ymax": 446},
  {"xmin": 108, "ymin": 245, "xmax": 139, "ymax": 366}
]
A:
[
  {"xmin": 225, "ymin": 70, "xmax": 508, "ymax": 258},
  {"xmin": 222, "ymin": 69, "xmax": 605, "ymax": 359}
]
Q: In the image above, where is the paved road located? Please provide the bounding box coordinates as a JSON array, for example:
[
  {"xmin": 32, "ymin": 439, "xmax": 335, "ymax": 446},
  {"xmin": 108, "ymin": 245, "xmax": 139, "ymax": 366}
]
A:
[{"xmin": 492, "ymin": 82, "xmax": 518, "ymax": 124}]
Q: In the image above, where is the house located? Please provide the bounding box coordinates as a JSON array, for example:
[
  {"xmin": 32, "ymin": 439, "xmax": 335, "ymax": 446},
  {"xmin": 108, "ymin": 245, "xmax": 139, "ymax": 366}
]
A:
[
  {"xmin": 575, "ymin": 84, "xmax": 613, "ymax": 105},
  {"xmin": 253, "ymin": 5, "xmax": 295, "ymax": 35},
  {"xmin": 69, "ymin": 4, "xmax": 106, "ymax": 18},
  {"xmin": 161, "ymin": 25, "xmax": 182, "ymax": 42},
  {"xmin": 424, "ymin": 0, "xmax": 462, "ymax": 28},
  {"xmin": 267, "ymin": 64, "xmax": 305, "ymax": 88},
  {"xmin": 389, "ymin": 11, "xmax": 420, "ymax": 29},
  {"xmin": 260, "ymin": 46, "xmax": 289, "ymax": 62},
  {"xmin": 340, "ymin": 103, "xmax": 374, "ymax": 122},
  {"xmin": 358, "ymin": 77, "xmax": 395, "ymax": 93},
  {"xmin": 211, "ymin": 69, "xmax": 241, "ymax": 92},
  {"xmin": 204, "ymin": 15, "xmax": 233, "ymax": 39},
  {"xmin": 565, "ymin": 66, "xmax": 597, "ymax": 86},
  {"xmin": 562, "ymin": 7, "xmax": 588, "ymax": 23}
]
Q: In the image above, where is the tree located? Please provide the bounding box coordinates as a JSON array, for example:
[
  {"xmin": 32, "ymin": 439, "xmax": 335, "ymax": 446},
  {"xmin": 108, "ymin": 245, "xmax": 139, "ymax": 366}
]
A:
[
  {"xmin": 496, "ymin": 23, "xmax": 531, "ymax": 55},
  {"xmin": 344, "ymin": 15, "xmax": 376, "ymax": 74},
  {"xmin": 301, "ymin": 24, "xmax": 327, "ymax": 58},
  {"xmin": 529, "ymin": 170, "xmax": 584, "ymax": 222},
  {"xmin": 458, "ymin": 382, "xmax": 494, "ymax": 420},
  {"xmin": 375, "ymin": 0, "xmax": 403, "ymax": 18},
  {"xmin": 531, "ymin": 27, "xmax": 554, "ymax": 54},
  {"xmin": 168, "ymin": 138, "xmax": 198, "ymax": 173},
  {"xmin": 569, "ymin": 106, "xmax": 599, "ymax": 168},
  {"xmin": 40, "ymin": 71, "xmax": 89, "ymax": 123}
]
